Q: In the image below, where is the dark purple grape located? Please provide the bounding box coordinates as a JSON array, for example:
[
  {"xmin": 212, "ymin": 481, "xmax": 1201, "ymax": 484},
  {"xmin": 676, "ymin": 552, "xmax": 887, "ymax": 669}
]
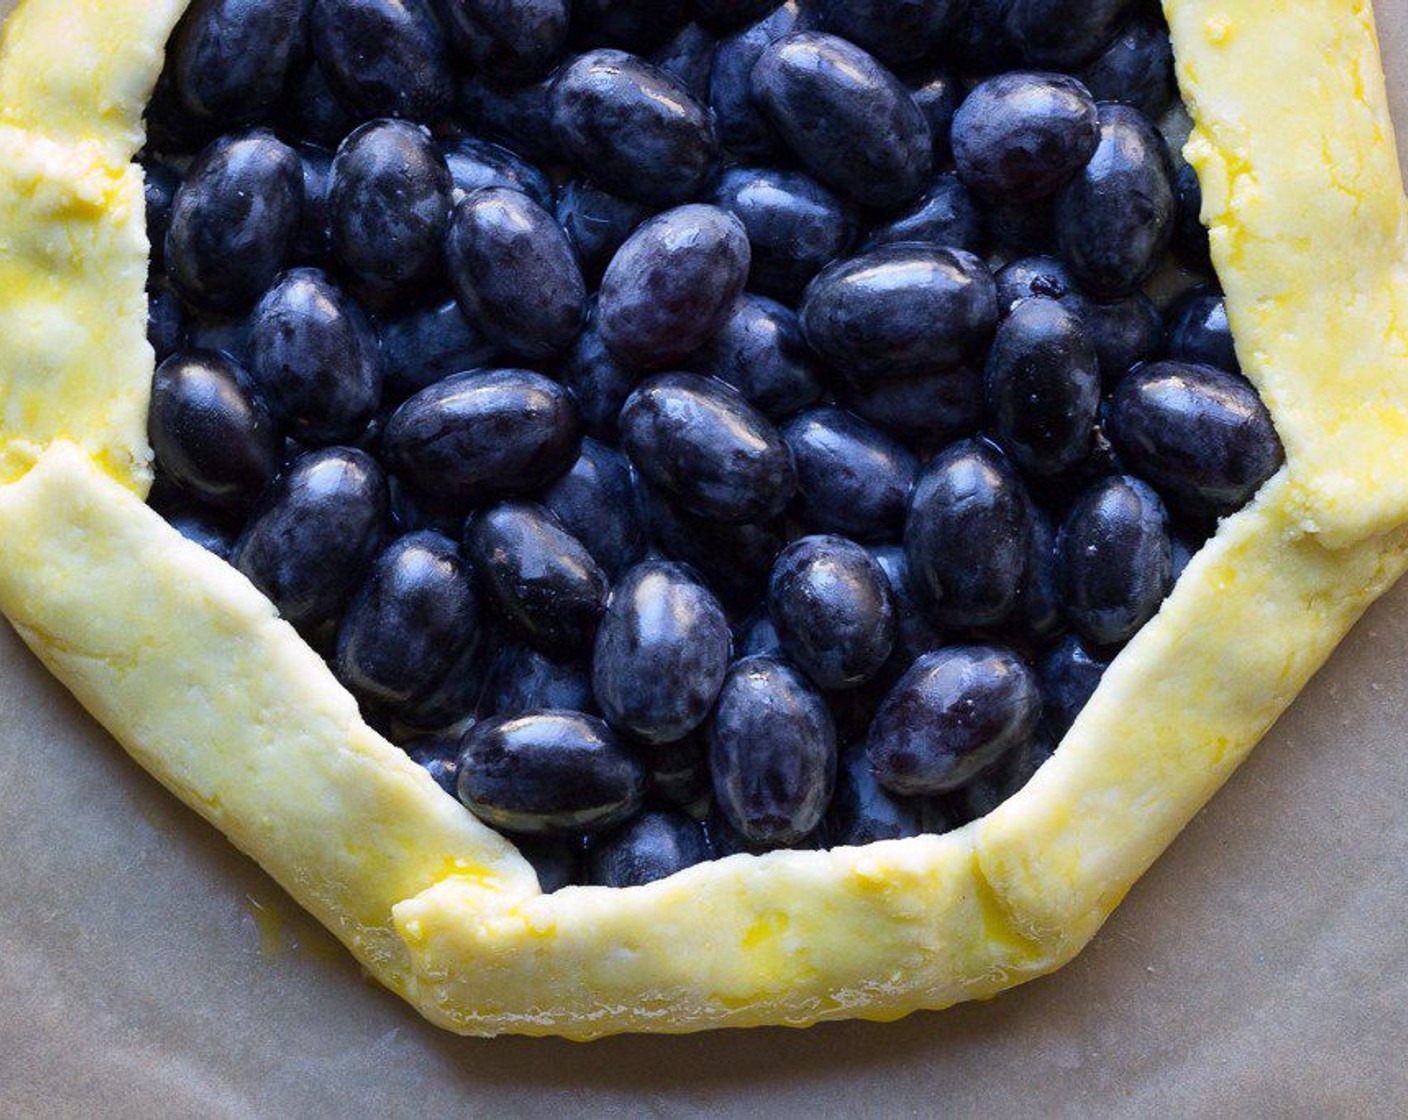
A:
[
  {"xmin": 751, "ymin": 31, "xmax": 932, "ymax": 209},
  {"xmin": 599, "ymin": 205, "xmax": 751, "ymax": 370},
  {"xmin": 464, "ymin": 502, "xmax": 609, "ymax": 656},
  {"xmin": 232, "ymin": 447, "xmax": 389, "ymax": 632},
  {"xmin": 619, "ymin": 373, "xmax": 795, "ymax": 524},
  {"xmin": 768, "ymin": 535, "xmax": 897, "ymax": 690},
  {"xmin": 709, "ymin": 655, "xmax": 837, "ymax": 848},
  {"xmin": 1057, "ymin": 474, "xmax": 1173, "ymax": 646},
  {"xmin": 592, "ymin": 561, "xmax": 731, "ymax": 744},
  {"xmin": 383, "ymin": 369, "xmax": 581, "ymax": 511},
  {"xmin": 456, "ymin": 711, "xmax": 646, "ymax": 836},
  {"xmin": 148, "ymin": 351, "xmax": 280, "ymax": 514},
  {"xmin": 868, "ymin": 645, "xmax": 1041, "ymax": 795}
]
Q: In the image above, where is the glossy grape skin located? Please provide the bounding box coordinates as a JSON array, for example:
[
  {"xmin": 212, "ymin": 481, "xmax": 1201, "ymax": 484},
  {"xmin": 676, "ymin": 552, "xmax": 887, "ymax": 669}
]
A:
[
  {"xmin": 827, "ymin": 744, "xmax": 926, "ymax": 848},
  {"xmin": 456, "ymin": 711, "xmax": 646, "ymax": 836},
  {"xmin": 1166, "ymin": 289, "xmax": 1240, "ymax": 374},
  {"xmin": 712, "ymin": 167, "xmax": 855, "ymax": 305},
  {"xmin": 1054, "ymin": 103, "xmax": 1175, "ymax": 299},
  {"xmin": 445, "ymin": 188, "xmax": 585, "ymax": 362},
  {"xmin": 382, "ymin": 369, "xmax": 581, "ymax": 510},
  {"xmin": 376, "ymin": 298, "xmax": 499, "ymax": 402},
  {"xmin": 619, "ymin": 373, "xmax": 796, "ymax": 524},
  {"xmin": 1003, "ymin": 0, "xmax": 1139, "ymax": 69},
  {"xmin": 334, "ymin": 531, "xmax": 482, "ymax": 713},
  {"xmin": 951, "ymin": 72, "xmax": 1099, "ymax": 204},
  {"xmin": 592, "ymin": 561, "xmax": 732, "ymax": 744},
  {"xmin": 541, "ymin": 439, "xmax": 647, "ymax": 580},
  {"xmin": 328, "ymin": 120, "xmax": 452, "ymax": 294},
  {"xmin": 394, "ymin": 633, "xmax": 489, "ymax": 731},
  {"xmin": 599, "ymin": 205, "xmax": 751, "ymax": 370},
  {"xmin": 985, "ymin": 297, "xmax": 1100, "ymax": 476},
  {"xmin": 802, "ymin": 245, "xmax": 998, "ymax": 384},
  {"xmin": 435, "ymin": 0, "xmax": 569, "ymax": 83},
  {"xmin": 1079, "ymin": 16, "xmax": 1176, "ymax": 120},
  {"xmin": 769, "ymin": 536, "xmax": 897, "ymax": 691},
  {"xmin": 862, "ymin": 173, "xmax": 987, "ymax": 256},
  {"xmin": 812, "ymin": 0, "xmax": 964, "ymax": 67},
  {"xmin": 232, "ymin": 447, "xmax": 389, "ymax": 632},
  {"xmin": 481, "ymin": 643, "xmax": 596, "ymax": 719},
  {"xmin": 172, "ymin": 0, "xmax": 311, "ymax": 126},
  {"xmin": 709, "ymin": 655, "xmax": 837, "ymax": 848},
  {"xmin": 708, "ymin": 2, "xmax": 813, "ymax": 163},
  {"xmin": 464, "ymin": 502, "xmax": 609, "ymax": 656},
  {"xmin": 249, "ymin": 268, "xmax": 382, "ymax": 445},
  {"xmin": 143, "ymin": 161, "xmax": 180, "ymax": 272},
  {"xmin": 1037, "ymin": 633, "xmax": 1109, "ymax": 740},
  {"xmin": 555, "ymin": 180, "xmax": 656, "ymax": 284},
  {"xmin": 751, "ymin": 31, "xmax": 932, "ymax": 209},
  {"xmin": 844, "ymin": 366, "xmax": 984, "ymax": 454},
  {"xmin": 549, "ymin": 50, "xmax": 719, "ymax": 207},
  {"xmin": 1057, "ymin": 474, "xmax": 1173, "ymax": 646},
  {"xmin": 587, "ymin": 809, "xmax": 712, "ymax": 887},
  {"xmin": 561, "ymin": 304, "xmax": 642, "ymax": 440},
  {"xmin": 148, "ymin": 351, "xmax": 281, "ymax": 514},
  {"xmin": 868, "ymin": 645, "xmax": 1042, "ymax": 796},
  {"xmin": 404, "ymin": 735, "xmax": 462, "ymax": 797},
  {"xmin": 1107, "ymin": 362, "xmax": 1284, "ymax": 516},
  {"xmin": 688, "ymin": 294, "xmax": 823, "ymax": 419},
  {"xmin": 907, "ymin": 441, "xmax": 1034, "ymax": 633},
  {"xmin": 439, "ymin": 137, "xmax": 553, "ymax": 209},
  {"xmin": 781, "ymin": 408, "xmax": 917, "ymax": 542},
  {"xmin": 640, "ymin": 487, "xmax": 784, "ymax": 613},
  {"xmin": 310, "ymin": 0, "xmax": 455, "ymax": 122},
  {"xmin": 166, "ymin": 130, "xmax": 302, "ymax": 312},
  {"xmin": 148, "ymin": 286, "xmax": 186, "ymax": 362}
]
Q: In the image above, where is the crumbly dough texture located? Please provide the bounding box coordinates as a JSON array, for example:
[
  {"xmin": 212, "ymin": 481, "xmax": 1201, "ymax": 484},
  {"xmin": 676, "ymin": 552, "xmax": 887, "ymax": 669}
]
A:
[{"xmin": 0, "ymin": 0, "xmax": 1404, "ymax": 1039}]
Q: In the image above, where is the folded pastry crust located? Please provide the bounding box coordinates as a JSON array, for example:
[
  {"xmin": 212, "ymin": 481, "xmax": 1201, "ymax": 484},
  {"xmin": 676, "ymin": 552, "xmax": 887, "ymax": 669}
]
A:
[{"xmin": 0, "ymin": 0, "xmax": 1405, "ymax": 1039}]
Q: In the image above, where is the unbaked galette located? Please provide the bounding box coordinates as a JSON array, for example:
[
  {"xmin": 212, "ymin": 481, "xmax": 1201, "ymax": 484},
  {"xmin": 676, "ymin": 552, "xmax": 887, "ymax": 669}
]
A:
[{"xmin": 0, "ymin": 0, "xmax": 1405, "ymax": 1038}]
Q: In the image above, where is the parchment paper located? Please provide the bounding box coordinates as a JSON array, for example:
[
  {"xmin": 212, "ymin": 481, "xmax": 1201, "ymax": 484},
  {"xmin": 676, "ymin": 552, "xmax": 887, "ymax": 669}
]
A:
[{"xmin": 2, "ymin": 6, "xmax": 1407, "ymax": 1117}]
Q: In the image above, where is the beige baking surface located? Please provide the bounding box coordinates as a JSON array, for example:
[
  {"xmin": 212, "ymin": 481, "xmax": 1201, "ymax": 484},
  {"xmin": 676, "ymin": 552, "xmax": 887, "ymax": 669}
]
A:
[{"xmin": 1, "ymin": 4, "xmax": 1406, "ymax": 1115}]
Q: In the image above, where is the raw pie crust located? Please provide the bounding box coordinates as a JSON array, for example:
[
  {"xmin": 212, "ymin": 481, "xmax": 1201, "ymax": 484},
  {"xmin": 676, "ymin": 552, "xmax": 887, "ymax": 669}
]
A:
[{"xmin": 1, "ymin": 0, "xmax": 1406, "ymax": 1040}]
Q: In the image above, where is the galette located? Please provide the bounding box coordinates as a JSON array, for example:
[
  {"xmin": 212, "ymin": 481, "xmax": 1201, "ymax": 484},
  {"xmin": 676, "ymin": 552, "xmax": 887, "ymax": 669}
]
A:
[{"xmin": 0, "ymin": 0, "xmax": 1405, "ymax": 1038}]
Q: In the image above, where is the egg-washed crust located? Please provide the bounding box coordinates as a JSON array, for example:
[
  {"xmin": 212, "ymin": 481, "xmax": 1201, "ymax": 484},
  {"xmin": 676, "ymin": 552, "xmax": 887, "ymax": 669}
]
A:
[{"xmin": 0, "ymin": 0, "xmax": 1405, "ymax": 1040}]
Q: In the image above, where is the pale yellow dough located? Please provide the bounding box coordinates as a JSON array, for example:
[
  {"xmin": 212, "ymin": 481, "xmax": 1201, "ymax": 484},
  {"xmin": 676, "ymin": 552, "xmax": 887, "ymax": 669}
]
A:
[{"xmin": 0, "ymin": 0, "xmax": 1405, "ymax": 1039}]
